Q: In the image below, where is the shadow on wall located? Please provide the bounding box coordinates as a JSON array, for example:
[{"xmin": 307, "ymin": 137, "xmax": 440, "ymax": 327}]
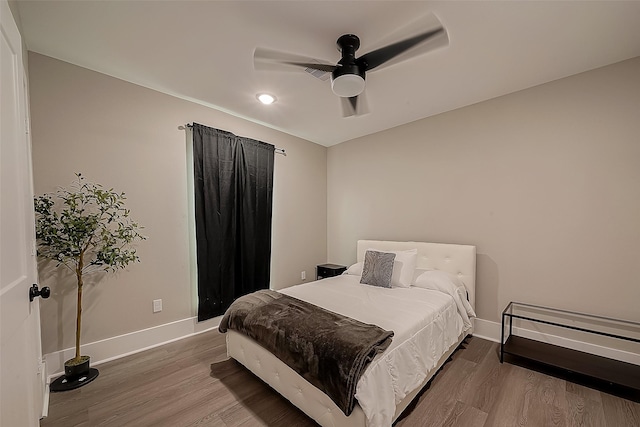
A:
[
  {"xmin": 476, "ymin": 253, "xmax": 499, "ymax": 321},
  {"xmin": 38, "ymin": 258, "xmax": 75, "ymax": 352},
  {"xmin": 38, "ymin": 258, "xmax": 107, "ymax": 353}
]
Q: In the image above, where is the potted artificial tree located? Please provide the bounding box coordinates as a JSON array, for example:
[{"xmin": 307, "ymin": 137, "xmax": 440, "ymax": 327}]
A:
[{"xmin": 34, "ymin": 174, "xmax": 145, "ymax": 391}]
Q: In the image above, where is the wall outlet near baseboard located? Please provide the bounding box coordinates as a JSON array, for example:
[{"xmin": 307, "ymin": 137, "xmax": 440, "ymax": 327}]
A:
[
  {"xmin": 153, "ymin": 299, "xmax": 162, "ymax": 313},
  {"xmin": 301, "ymin": 271, "xmax": 306, "ymax": 280}
]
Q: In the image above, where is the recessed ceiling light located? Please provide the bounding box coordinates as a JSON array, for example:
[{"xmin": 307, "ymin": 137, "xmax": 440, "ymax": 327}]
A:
[{"xmin": 257, "ymin": 93, "xmax": 276, "ymax": 105}]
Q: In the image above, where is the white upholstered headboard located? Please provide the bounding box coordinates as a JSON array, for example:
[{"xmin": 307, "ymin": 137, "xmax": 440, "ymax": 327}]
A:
[{"xmin": 357, "ymin": 240, "xmax": 477, "ymax": 310}]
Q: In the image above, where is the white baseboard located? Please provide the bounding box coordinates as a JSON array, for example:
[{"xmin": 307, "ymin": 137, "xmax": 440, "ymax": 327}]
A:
[
  {"xmin": 471, "ymin": 318, "xmax": 501, "ymax": 342},
  {"xmin": 471, "ymin": 318, "xmax": 640, "ymax": 366},
  {"xmin": 44, "ymin": 315, "xmax": 639, "ymax": 383},
  {"xmin": 44, "ymin": 315, "xmax": 221, "ymax": 382}
]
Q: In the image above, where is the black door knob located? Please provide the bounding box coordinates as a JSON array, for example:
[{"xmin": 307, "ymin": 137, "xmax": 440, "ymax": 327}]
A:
[{"xmin": 29, "ymin": 284, "xmax": 51, "ymax": 302}]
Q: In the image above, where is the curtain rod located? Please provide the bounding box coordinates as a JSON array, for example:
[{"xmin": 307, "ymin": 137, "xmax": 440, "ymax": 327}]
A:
[{"xmin": 179, "ymin": 123, "xmax": 286, "ymax": 156}]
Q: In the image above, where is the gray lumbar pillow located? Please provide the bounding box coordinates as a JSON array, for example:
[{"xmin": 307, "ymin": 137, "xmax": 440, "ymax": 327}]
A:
[{"xmin": 360, "ymin": 250, "xmax": 396, "ymax": 288}]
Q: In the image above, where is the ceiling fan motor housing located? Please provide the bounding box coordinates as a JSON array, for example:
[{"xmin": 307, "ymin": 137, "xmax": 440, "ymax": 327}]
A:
[{"xmin": 331, "ymin": 34, "xmax": 366, "ymax": 98}]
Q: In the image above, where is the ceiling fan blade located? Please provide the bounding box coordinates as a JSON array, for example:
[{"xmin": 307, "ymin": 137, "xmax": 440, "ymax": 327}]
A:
[
  {"xmin": 254, "ymin": 47, "xmax": 335, "ymax": 79},
  {"xmin": 358, "ymin": 27, "xmax": 444, "ymax": 71},
  {"xmin": 340, "ymin": 91, "xmax": 369, "ymax": 118},
  {"xmin": 281, "ymin": 62, "xmax": 336, "ymax": 73},
  {"xmin": 357, "ymin": 12, "xmax": 449, "ymax": 72}
]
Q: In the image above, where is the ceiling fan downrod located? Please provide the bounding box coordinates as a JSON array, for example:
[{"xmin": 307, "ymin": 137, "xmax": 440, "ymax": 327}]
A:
[{"xmin": 332, "ymin": 34, "xmax": 365, "ymax": 98}]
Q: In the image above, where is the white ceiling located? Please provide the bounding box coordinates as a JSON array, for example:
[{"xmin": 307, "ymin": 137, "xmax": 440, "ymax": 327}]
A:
[{"xmin": 16, "ymin": 1, "xmax": 640, "ymax": 147}]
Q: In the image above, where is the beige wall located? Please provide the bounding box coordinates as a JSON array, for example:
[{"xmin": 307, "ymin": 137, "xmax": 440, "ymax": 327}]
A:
[
  {"xmin": 328, "ymin": 57, "xmax": 640, "ymax": 323},
  {"xmin": 29, "ymin": 53, "xmax": 327, "ymax": 355},
  {"xmin": 7, "ymin": 1, "xmax": 21, "ymax": 31},
  {"xmin": 29, "ymin": 49, "xmax": 640, "ymax": 354}
]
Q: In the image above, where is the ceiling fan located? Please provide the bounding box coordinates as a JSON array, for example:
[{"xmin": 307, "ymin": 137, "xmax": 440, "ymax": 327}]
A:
[{"xmin": 254, "ymin": 12, "xmax": 449, "ymax": 117}]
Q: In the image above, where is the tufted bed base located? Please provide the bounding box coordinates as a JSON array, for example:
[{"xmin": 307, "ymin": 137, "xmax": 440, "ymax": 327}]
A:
[{"xmin": 226, "ymin": 329, "xmax": 467, "ymax": 426}]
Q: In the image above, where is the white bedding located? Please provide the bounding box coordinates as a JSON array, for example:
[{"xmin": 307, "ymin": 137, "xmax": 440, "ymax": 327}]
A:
[{"xmin": 280, "ymin": 274, "xmax": 468, "ymax": 427}]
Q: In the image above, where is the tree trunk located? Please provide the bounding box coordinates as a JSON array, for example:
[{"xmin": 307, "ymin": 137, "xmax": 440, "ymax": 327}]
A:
[{"xmin": 75, "ymin": 252, "xmax": 84, "ymax": 361}]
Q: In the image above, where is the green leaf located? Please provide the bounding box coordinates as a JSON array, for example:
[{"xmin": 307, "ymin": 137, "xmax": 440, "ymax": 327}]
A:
[{"xmin": 34, "ymin": 174, "xmax": 146, "ymax": 276}]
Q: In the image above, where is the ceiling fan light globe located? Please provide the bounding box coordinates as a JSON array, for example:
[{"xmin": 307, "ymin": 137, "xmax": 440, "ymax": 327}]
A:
[{"xmin": 331, "ymin": 74, "xmax": 365, "ymax": 98}]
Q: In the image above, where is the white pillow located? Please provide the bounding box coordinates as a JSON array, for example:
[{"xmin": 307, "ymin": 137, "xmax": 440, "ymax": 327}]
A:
[
  {"xmin": 343, "ymin": 262, "xmax": 363, "ymax": 276},
  {"xmin": 343, "ymin": 258, "xmax": 405, "ymax": 289},
  {"xmin": 413, "ymin": 270, "xmax": 476, "ymax": 328},
  {"xmin": 368, "ymin": 248, "xmax": 417, "ymax": 288},
  {"xmin": 412, "ymin": 267, "xmax": 431, "ymax": 284}
]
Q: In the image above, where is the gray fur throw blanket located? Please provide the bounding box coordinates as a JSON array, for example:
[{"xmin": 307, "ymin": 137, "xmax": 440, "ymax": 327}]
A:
[{"xmin": 219, "ymin": 289, "xmax": 393, "ymax": 415}]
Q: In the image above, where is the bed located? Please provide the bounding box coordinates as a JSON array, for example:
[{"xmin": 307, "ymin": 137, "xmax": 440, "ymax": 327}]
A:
[{"xmin": 224, "ymin": 240, "xmax": 476, "ymax": 426}]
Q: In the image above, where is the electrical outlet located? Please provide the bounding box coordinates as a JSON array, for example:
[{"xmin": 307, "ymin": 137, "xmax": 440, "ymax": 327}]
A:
[
  {"xmin": 153, "ymin": 299, "xmax": 162, "ymax": 313},
  {"xmin": 301, "ymin": 271, "xmax": 306, "ymax": 280}
]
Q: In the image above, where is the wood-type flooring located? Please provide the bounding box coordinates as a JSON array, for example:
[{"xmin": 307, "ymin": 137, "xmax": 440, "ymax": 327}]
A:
[{"xmin": 41, "ymin": 330, "xmax": 640, "ymax": 426}]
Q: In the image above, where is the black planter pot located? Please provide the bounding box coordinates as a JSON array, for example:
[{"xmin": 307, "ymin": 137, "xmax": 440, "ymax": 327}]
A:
[
  {"xmin": 50, "ymin": 355, "xmax": 99, "ymax": 392},
  {"xmin": 64, "ymin": 356, "xmax": 90, "ymax": 380}
]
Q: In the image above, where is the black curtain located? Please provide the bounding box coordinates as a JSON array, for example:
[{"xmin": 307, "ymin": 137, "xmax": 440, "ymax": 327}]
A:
[{"xmin": 192, "ymin": 123, "xmax": 275, "ymax": 321}]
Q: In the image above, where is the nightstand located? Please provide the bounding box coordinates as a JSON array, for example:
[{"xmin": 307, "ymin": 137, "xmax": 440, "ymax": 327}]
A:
[{"xmin": 316, "ymin": 264, "xmax": 347, "ymax": 280}]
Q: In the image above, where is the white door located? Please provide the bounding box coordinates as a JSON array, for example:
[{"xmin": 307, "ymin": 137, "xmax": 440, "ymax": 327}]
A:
[{"xmin": 1, "ymin": 1, "xmax": 45, "ymax": 425}]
